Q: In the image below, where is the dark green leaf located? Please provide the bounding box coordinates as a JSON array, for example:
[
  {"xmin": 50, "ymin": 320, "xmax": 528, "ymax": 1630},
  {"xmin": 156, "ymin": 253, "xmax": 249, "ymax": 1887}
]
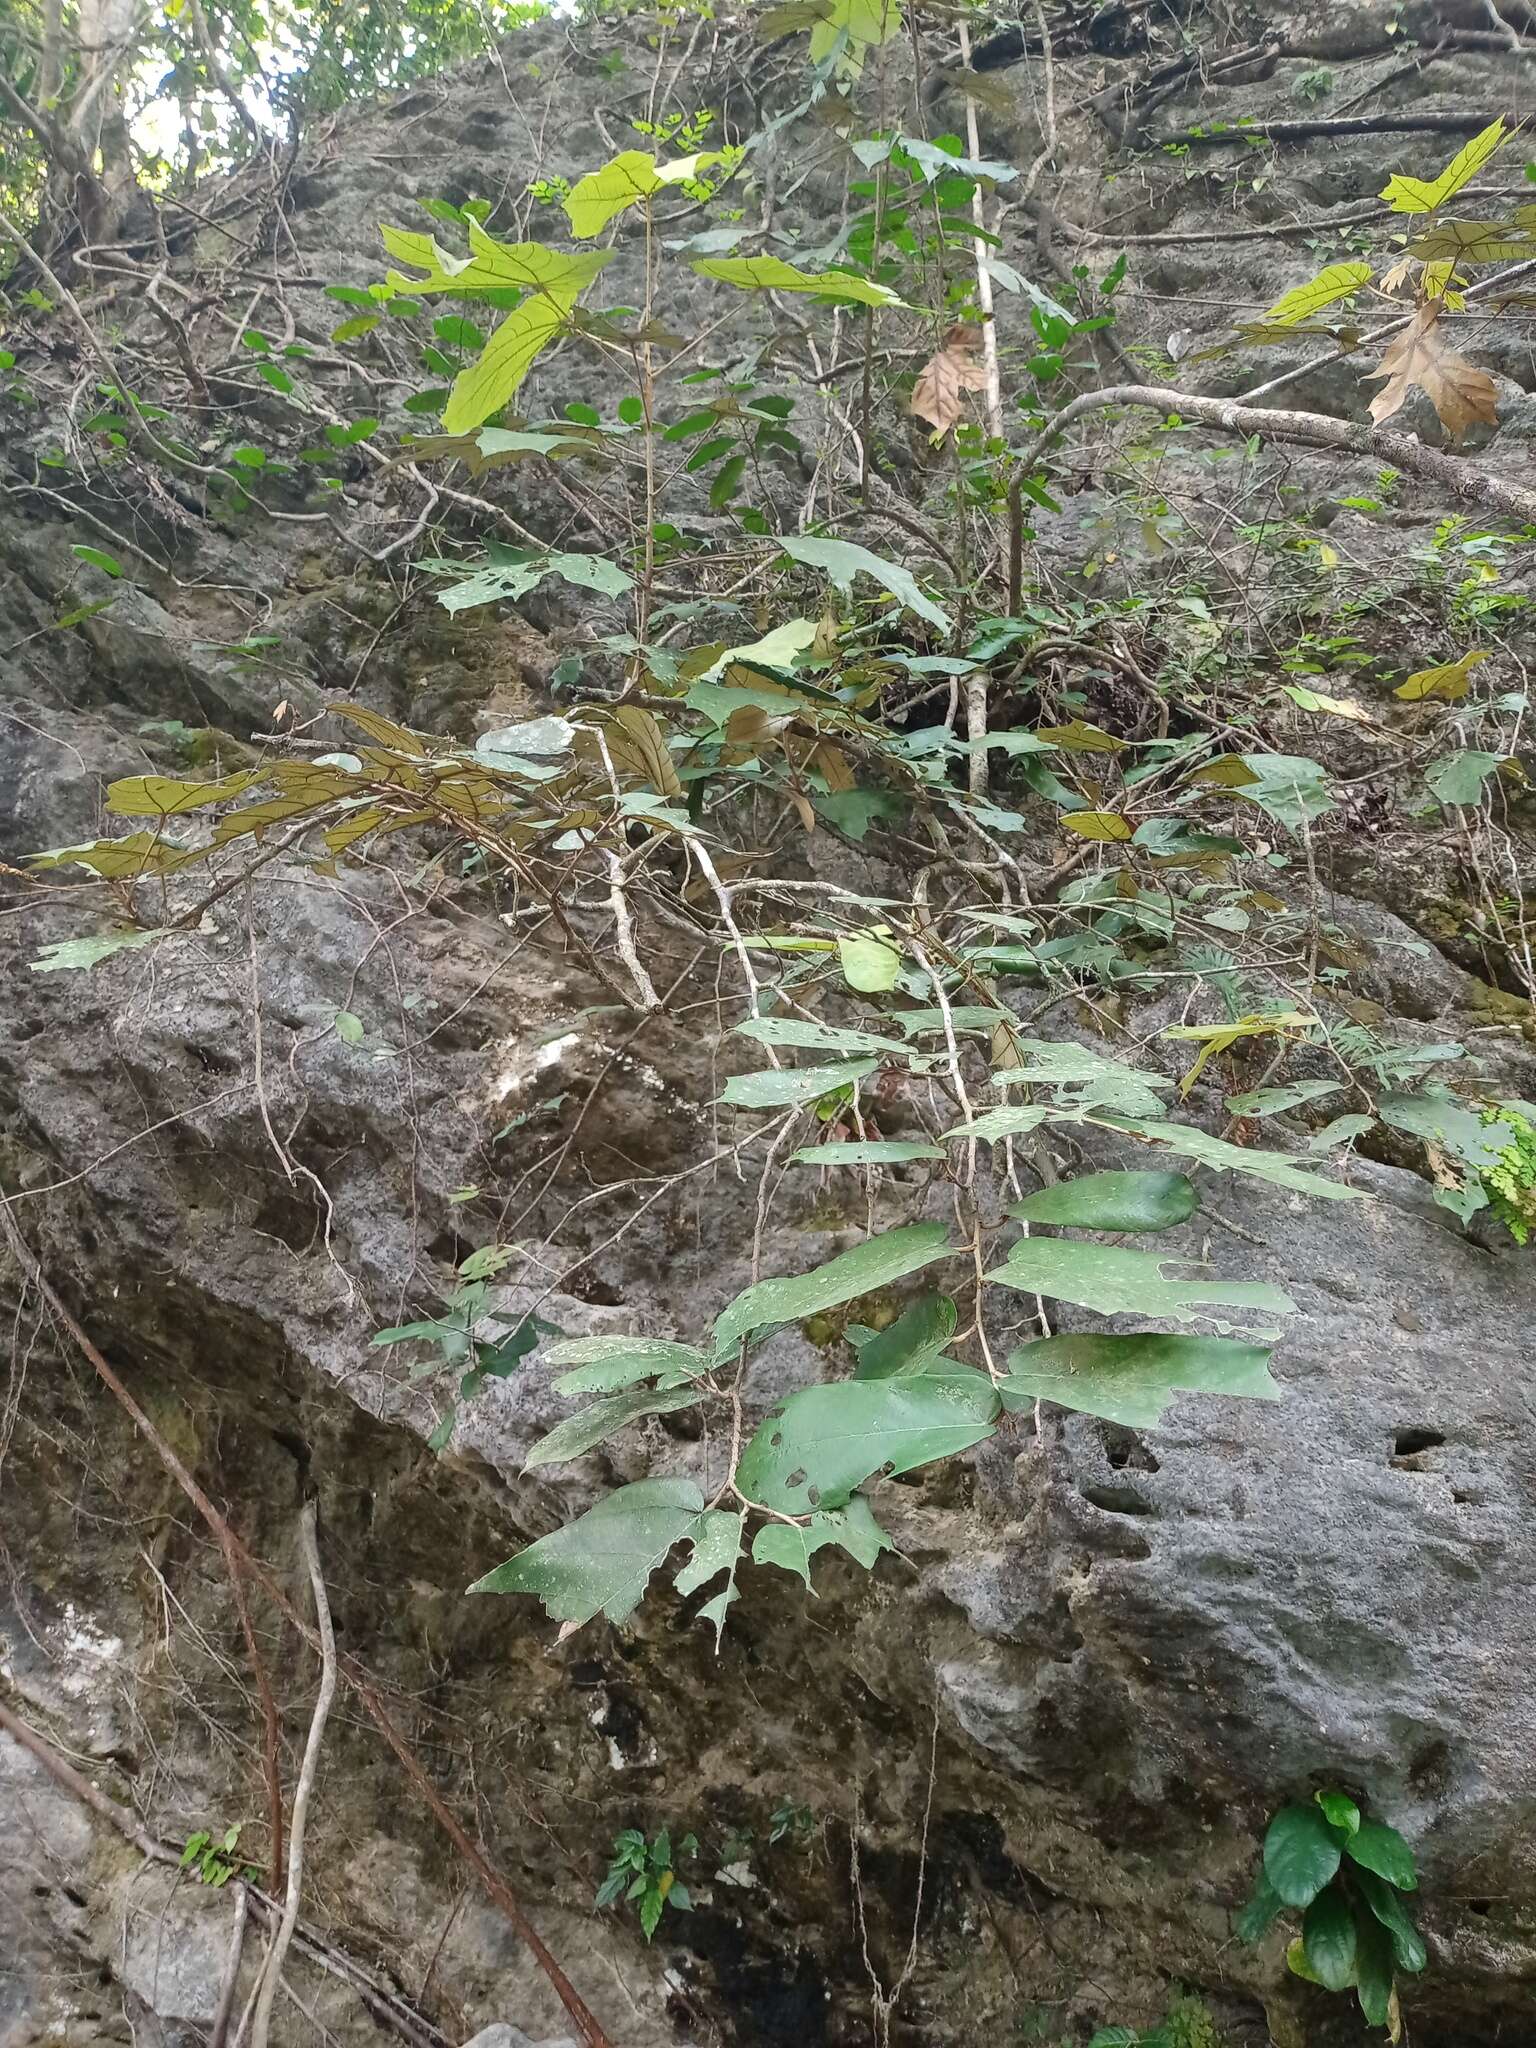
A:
[
  {"xmin": 750, "ymin": 1496, "xmax": 893, "ymax": 1585},
  {"xmin": 1353, "ymin": 1907, "xmax": 1396, "ymax": 2028},
  {"xmin": 713, "ymin": 1221, "xmax": 952, "ymax": 1358},
  {"xmin": 1007, "ymin": 1170, "xmax": 1197, "ymax": 1233},
  {"xmin": 1236, "ymin": 1872, "xmax": 1287, "ymax": 1943},
  {"xmin": 1345, "ymin": 1820, "xmax": 1417, "ymax": 1892},
  {"xmin": 736, "ymin": 1369, "xmax": 999, "ymax": 1513},
  {"xmin": 850, "ymin": 1293, "xmax": 958, "ymax": 1379},
  {"xmin": 1264, "ymin": 1804, "xmax": 1347, "ymax": 1908},
  {"xmin": 544, "ymin": 1333, "xmax": 707, "ymax": 1395},
  {"xmin": 1302, "ymin": 1885, "xmax": 1358, "ymax": 1991},
  {"xmin": 1355, "ymin": 1866, "xmax": 1427, "ymax": 1972},
  {"xmin": 468, "ymin": 1477, "xmax": 705, "ymax": 1624}
]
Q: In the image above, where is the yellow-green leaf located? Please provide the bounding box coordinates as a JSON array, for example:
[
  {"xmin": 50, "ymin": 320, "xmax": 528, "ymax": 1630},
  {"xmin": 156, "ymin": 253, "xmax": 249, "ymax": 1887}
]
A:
[
  {"xmin": 808, "ymin": 0, "xmax": 902, "ymax": 67},
  {"xmin": 837, "ymin": 931, "xmax": 901, "ymax": 992},
  {"xmin": 1408, "ymin": 218, "xmax": 1536, "ymax": 263},
  {"xmin": 1380, "ymin": 118, "xmax": 1509, "ymax": 215},
  {"xmin": 380, "ymin": 224, "xmax": 610, "ymax": 298},
  {"xmin": 690, "ymin": 255, "xmax": 905, "ymax": 309},
  {"xmin": 105, "ymin": 772, "xmax": 261, "ymax": 816},
  {"xmin": 1394, "ymin": 648, "xmax": 1490, "ymax": 702},
  {"xmin": 1035, "ymin": 719, "xmax": 1125, "ymax": 754},
  {"xmin": 442, "ymin": 295, "xmax": 570, "ymax": 433},
  {"xmin": 1061, "ymin": 811, "xmax": 1132, "ymax": 841},
  {"xmin": 1257, "ymin": 261, "xmax": 1372, "ymax": 328},
  {"xmin": 563, "ymin": 150, "xmax": 725, "ymax": 237}
]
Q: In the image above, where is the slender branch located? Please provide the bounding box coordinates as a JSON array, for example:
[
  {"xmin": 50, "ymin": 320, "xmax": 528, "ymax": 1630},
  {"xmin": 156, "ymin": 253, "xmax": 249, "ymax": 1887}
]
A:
[
  {"xmin": 248, "ymin": 1500, "xmax": 337, "ymax": 2048},
  {"xmin": 1019, "ymin": 382, "xmax": 1536, "ymax": 527},
  {"xmin": 1150, "ymin": 110, "xmax": 1511, "ymax": 148},
  {"xmin": 210, "ymin": 1888, "xmax": 250, "ymax": 2048}
]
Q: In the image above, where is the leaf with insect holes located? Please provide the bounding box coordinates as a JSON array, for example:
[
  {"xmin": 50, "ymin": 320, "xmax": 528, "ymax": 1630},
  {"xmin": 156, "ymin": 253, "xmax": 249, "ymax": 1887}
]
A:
[
  {"xmin": 999, "ymin": 1332, "xmax": 1279, "ymax": 1429},
  {"xmin": 1395, "ymin": 649, "xmax": 1489, "ymax": 702},
  {"xmin": 721, "ymin": 1058, "xmax": 879, "ymax": 1108},
  {"xmin": 750, "ymin": 1496, "xmax": 893, "ymax": 1585},
  {"xmin": 1366, "ymin": 303, "xmax": 1497, "ymax": 440},
  {"xmin": 1408, "ymin": 217, "xmax": 1536, "ymax": 263},
  {"xmin": 673, "ymin": 1508, "xmax": 743, "ymax": 1647},
  {"xmin": 736, "ymin": 1016, "xmax": 909, "ymax": 1058},
  {"xmin": 1225, "ymin": 1079, "xmax": 1344, "ymax": 1117},
  {"xmin": 1116, "ymin": 1118, "xmax": 1365, "ymax": 1199},
  {"xmin": 1257, "ymin": 262, "xmax": 1372, "ymax": 328},
  {"xmin": 468, "ymin": 1477, "xmax": 713, "ymax": 1628},
  {"xmin": 736, "ymin": 1368, "xmax": 999, "ymax": 1514},
  {"xmin": 1162, "ymin": 1011, "xmax": 1311, "ymax": 1096},
  {"xmin": 793, "ymin": 1139, "xmax": 945, "ymax": 1168},
  {"xmin": 713, "ymin": 1220, "xmax": 951, "ymax": 1359},
  {"xmin": 909, "ymin": 325, "xmax": 989, "ymax": 437},
  {"xmin": 692, "ymin": 254, "xmax": 905, "ymax": 309},
  {"xmin": 1380, "ymin": 118, "xmax": 1509, "ymax": 214},
  {"xmin": 986, "ymin": 1237, "xmax": 1294, "ymax": 1331}
]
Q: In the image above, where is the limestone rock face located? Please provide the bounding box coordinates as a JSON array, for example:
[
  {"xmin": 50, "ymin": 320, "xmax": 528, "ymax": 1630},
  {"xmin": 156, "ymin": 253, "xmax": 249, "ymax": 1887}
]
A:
[{"xmin": 4, "ymin": 8, "xmax": 1536, "ymax": 2048}]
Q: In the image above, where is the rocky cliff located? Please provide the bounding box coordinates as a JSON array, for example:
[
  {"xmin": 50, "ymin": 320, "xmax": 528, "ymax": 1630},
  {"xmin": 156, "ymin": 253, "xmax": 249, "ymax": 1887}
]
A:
[{"xmin": 3, "ymin": 7, "xmax": 1536, "ymax": 2048}]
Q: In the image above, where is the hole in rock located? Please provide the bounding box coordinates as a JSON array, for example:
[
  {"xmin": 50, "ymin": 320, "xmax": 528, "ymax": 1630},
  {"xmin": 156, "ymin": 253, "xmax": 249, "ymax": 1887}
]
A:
[
  {"xmin": 1393, "ymin": 1427, "xmax": 1445, "ymax": 1459},
  {"xmin": 1102, "ymin": 1422, "xmax": 1160, "ymax": 1473},
  {"xmin": 1079, "ymin": 1480, "xmax": 1155, "ymax": 1518}
]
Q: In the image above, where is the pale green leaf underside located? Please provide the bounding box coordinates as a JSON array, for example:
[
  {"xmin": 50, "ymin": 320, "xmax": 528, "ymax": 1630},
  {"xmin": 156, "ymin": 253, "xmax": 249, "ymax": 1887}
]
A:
[
  {"xmin": 791, "ymin": 1140, "xmax": 945, "ymax": 1166},
  {"xmin": 721, "ymin": 1058, "xmax": 878, "ymax": 1107},
  {"xmin": 778, "ymin": 533, "xmax": 952, "ymax": 632},
  {"xmin": 468, "ymin": 1476, "xmax": 705, "ymax": 1623},
  {"xmin": 988, "ymin": 1238, "xmax": 1295, "ymax": 1328},
  {"xmin": 524, "ymin": 1387, "xmax": 701, "ymax": 1468}
]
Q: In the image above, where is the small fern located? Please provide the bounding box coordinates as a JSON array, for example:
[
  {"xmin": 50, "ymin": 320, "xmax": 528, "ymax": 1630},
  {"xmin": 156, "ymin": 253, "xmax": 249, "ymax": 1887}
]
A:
[{"xmin": 1478, "ymin": 1104, "xmax": 1536, "ymax": 1244}]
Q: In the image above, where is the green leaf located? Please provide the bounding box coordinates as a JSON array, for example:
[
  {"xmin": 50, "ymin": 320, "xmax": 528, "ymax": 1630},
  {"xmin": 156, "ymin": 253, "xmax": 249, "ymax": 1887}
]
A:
[
  {"xmin": 1225, "ymin": 1079, "xmax": 1344, "ymax": 1117},
  {"xmin": 1233, "ymin": 754, "xmax": 1336, "ymax": 831},
  {"xmin": 1236, "ymin": 1872, "xmax": 1287, "ymax": 1943},
  {"xmin": 1007, "ymin": 1170, "xmax": 1197, "ymax": 1233},
  {"xmin": 1353, "ymin": 1908, "xmax": 1396, "ymax": 2028},
  {"xmin": 1345, "ymin": 1821, "xmax": 1417, "ymax": 1892},
  {"xmin": 524, "ymin": 1387, "xmax": 701, "ymax": 1468},
  {"xmin": 30, "ymin": 927, "xmax": 167, "ymax": 973},
  {"xmin": 443, "ymin": 297, "xmax": 570, "ymax": 432},
  {"xmin": 1310, "ymin": 1114, "xmax": 1376, "ymax": 1152},
  {"xmin": 1381, "ymin": 117, "xmax": 1508, "ymax": 213},
  {"xmin": 750, "ymin": 1496, "xmax": 894, "ymax": 1585},
  {"xmin": 334, "ymin": 1010, "xmax": 365, "ymax": 1045},
  {"xmin": 838, "ymin": 932, "xmax": 901, "ymax": 991},
  {"xmin": 230, "ymin": 445, "xmax": 267, "ymax": 468},
  {"xmin": 737, "ymin": 1016, "xmax": 908, "ymax": 1058},
  {"xmin": 993, "ymin": 1041, "xmax": 1174, "ymax": 1120},
  {"xmin": 713, "ymin": 1220, "xmax": 951, "ymax": 1359},
  {"xmin": 1317, "ymin": 1791, "xmax": 1361, "ymax": 1836},
  {"xmin": 1303, "ymin": 1886, "xmax": 1358, "ymax": 1991},
  {"xmin": 1061, "ymin": 810, "xmax": 1133, "ymax": 841},
  {"xmin": 849, "ymin": 1293, "xmax": 957, "ymax": 1379},
  {"xmin": 778, "ymin": 533, "xmax": 951, "ymax": 632},
  {"xmin": 71, "ymin": 544, "xmax": 123, "ymax": 577},
  {"xmin": 1257, "ymin": 261, "xmax": 1372, "ymax": 327},
  {"xmin": 1426, "ymin": 749, "xmax": 1501, "ymax": 806},
  {"xmin": 105, "ymin": 771, "xmax": 260, "ymax": 816},
  {"xmin": 1264, "ymin": 1804, "xmax": 1347, "ymax": 1908},
  {"xmin": 1114, "ymin": 1119, "xmax": 1364, "ymax": 1199},
  {"xmin": 467, "ymin": 1476, "xmax": 706, "ymax": 1624},
  {"xmin": 944, "ymin": 1105, "xmax": 1052, "ymax": 1144},
  {"xmin": 721, "ymin": 1059, "xmax": 879, "ymax": 1108},
  {"xmin": 691, "ymin": 254, "xmax": 906, "ymax": 309},
  {"xmin": 986, "ymin": 1238, "xmax": 1293, "ymax": 1329},
  {"xmin": 736, "ymin": 1368, "xmax": 999, "ymax": 1514},
  {"xmin": 673, "ymin": 1507, "xmax": 743, "ymax": 1646},
  {"xmin": 1378, "ymin": 1093, "xmax": 1513, "ymax": 1173},
  {"xmin": 998, "ymin": 1333, "xmax": 1279, "ymax": 1428},
  {"xmin": 564, "ymin": 150, "xmax": 725, "ymax": 237},
  {"xmin": 1354, "ymin": 1867, "xmax": 1427, "ymax": 1972},
  {"xmin": 791, "ymin": 1140, "xmax": 945, "ymax": 1167},
  {"xmin": 547, "ymin": 1337, "xmax": 706, "ymax": 1395}
]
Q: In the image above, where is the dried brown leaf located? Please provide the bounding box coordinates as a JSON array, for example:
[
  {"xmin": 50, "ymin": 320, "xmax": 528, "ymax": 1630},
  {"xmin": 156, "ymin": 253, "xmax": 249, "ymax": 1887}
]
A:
[
  {"xmin": 1365, "ymin": 302, "xmax": 1497, "ymax": 441},
  {"xmin": 909, "ymin": 331, "xmax": 989, "ymax": 437}
]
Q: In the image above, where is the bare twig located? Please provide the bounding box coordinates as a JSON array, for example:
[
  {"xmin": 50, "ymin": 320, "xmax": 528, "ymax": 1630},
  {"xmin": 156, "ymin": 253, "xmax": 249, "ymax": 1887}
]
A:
[{"xmin": 248, "ymin": 1499, "xmax": 336, "ymax": 2048}]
